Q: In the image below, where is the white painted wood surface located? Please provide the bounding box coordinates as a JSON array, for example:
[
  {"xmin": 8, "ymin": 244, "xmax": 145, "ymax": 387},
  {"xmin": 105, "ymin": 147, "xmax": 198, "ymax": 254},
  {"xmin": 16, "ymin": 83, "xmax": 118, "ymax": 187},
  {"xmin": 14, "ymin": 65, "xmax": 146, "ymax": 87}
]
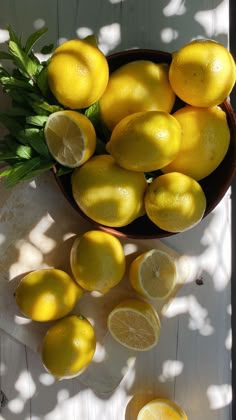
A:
[{"xmin": 0, "ymin": 1, "xmax": 232, "ymax": 419}]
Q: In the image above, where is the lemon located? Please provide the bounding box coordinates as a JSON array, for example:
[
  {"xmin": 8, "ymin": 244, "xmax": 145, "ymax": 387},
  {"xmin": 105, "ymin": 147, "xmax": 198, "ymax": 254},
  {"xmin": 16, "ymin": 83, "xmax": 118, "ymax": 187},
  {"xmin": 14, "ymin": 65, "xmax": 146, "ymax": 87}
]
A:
[
  {"xmin": 47, "ymin": 37, "xmax": 109, "ymax": 109},
  {"xmin": 70, "ymin": 230, "xmax": 126, "ymax": 294},
  {"xmin": 129, "ymin": 249, "xmax": 176, "ymax": 300},
  {"xmin": 145, "ymin": 172, "xmax": 206, "ymax": 233},
  {"xmin": 44, "ymin": 110, "xmax": 96, "ymax": 168},
  {"xmin": 41, "ymin": 314, "xmax": 96, "ymax": 379},
  {"xmin": 106, "ymin": 111, "xmax": 182, "ymax": 172},
  {"xmin": 71, "ymin": 154, "xmax": 147, "ymax": 227},
  {"xmin": 15, "ymin": 269, "xmax": 83, "ymax": 322},
  {"xmin": 137, "ymin": 398, "xmax": 188, "ymax": 420},
  {"xmin": 99, "ymin": 60, "xmax": 175, "ymax": 131},
  {"xmin": 107, "ymin": 298, "xmax": 161, "ymax": 351},
  {"xmin": 161, "ymin": 105, "xmax": 230, "ymax": 180},
  {"xmin": 169, "ymin": 39, "xmax": 236, "ymax": 107}
]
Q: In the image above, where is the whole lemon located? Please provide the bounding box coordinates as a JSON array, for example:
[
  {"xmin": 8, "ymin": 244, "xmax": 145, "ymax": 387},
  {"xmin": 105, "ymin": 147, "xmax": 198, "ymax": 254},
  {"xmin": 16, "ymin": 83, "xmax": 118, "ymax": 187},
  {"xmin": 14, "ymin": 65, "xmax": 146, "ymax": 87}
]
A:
[
  {"xmin": 41, "ymin": 314, "xmax": 96, "ymax": 379},
  {"xmin": 70, "ymin": 230, "xmax": 126, "ymax": 294},
  {"xmin": 106, "ymin": 111, "xmax": 182, "ymax": 172},
  {"xmin": 15, "ymin": 269, "xmax": 83, "ymax": 321},
  {"xmin": 99, "ymin": 60, "xmax": 175, "ymax": 131},
  {"xmin": 71, "ymin": 154, "xmax": 147, "ymax": 227},
  {"xmin": 169, "ymin": 39, "xmax": 236, "ymax": 107},
  {"xmin": 47, "ymin": 38, "xmax": 109, "ymax": 109},
  {"xmin": 162, "ymin": 105, "xmax": 230, "ymax": 180},
  {"xmin": 145, "ymin": 172, "xmax": 206, "ymax": 233}
]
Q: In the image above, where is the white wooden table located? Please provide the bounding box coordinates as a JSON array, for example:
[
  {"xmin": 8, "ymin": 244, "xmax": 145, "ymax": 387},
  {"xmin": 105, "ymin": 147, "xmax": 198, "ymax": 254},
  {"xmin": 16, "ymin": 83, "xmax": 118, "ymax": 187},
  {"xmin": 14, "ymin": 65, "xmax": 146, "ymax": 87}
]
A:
[{"xmin": 0, "ymin": 1, "xmax": 233, "ymax": 419}]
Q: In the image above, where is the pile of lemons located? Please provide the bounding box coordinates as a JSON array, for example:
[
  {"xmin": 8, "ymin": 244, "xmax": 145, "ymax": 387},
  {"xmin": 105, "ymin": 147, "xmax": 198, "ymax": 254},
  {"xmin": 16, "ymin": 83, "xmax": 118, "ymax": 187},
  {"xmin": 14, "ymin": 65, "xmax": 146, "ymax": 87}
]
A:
[
  {"xmin": 44, "ymin": 36, "xmax": 236, "ymax": 233},
  {"xmin": 15, "ymin": 230, "xmax": 177, "ymax": 376},
  {"xmin": 14, "ymin": 227, "xmax": 189, "ymax": 417}
]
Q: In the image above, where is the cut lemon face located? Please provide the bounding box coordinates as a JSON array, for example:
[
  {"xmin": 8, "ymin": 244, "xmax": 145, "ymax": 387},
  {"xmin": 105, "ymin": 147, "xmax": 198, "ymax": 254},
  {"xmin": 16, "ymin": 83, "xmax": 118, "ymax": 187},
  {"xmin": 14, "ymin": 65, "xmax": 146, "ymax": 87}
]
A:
[
  {"xmin": 137, "ymin": 398, "xmax": 188, "ymax": 420},
  {"xmin": 107, "ymin": 298, "xmax": 161, "ymax": 351},
  {"xmin": 44, "ymin": 110, "xmax": 96, "ymax": 168},
  {"xmin": 129, "ymin": 249, "xmax": 176, "ymax": 300}
]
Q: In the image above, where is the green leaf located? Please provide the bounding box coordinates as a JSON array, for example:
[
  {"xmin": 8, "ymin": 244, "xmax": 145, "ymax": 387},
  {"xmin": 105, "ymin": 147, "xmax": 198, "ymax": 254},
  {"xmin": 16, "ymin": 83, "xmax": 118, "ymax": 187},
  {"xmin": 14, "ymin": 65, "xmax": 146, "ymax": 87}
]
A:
[
  {"xmin": 0, "ymin": 51, "xmax": 13, "ymax": 60},
  {"xmin": 0, "ymin": 166, "xmax": 12, "ymax": 177},
  {"xmin": 20, "ymin": 160, "xmax": 55, "ymax": 181},
  {"xmin": 36, "ymin": 66, "xmax": 50, "ymax": 97},
  {"xmin": 0, "ymin": 136, "xmax": 33, "ymax": 161},
  {"xmin": 0, "ymin": 151, "xmax": 19, "ymax": 162},
  {"xmin": 26, "ymin": 93, "xmax": 62, "ymax": 114},
  {"xmin": 3, "ymin": 157, "xmax": 41, "ymax": 187},
  {"xmin": 8, "ymin": 40, "xmax": 39, "ymax": 78},
  {"xmin": 3, "ymin": 106, "xmax": 31, "ymax": 117},
  {"xmin": 26, "ymin": 115, "xmax": 48, "ymax": 127},
  {"xmin": 0, "ymin": 114, "xmax": 23, "ymax": 137},
  {"xmin": 24, "ymin": 27, "xmax": 48, "ymax": 55},
  {"xmin": 7, "ymin": 25, "xmax": 22, "ymax": 46},
  {"xmin": 85, "ymin": 101, "xmax": 110, "ymax": 141},
  {"xmin": 85, "ymin": 101, "xmax": 100, "ymax": 125},
  {"xmin": 19, "ymin": 128, "xmax": 51, "ymax": 158},
  {"xmin": 56, "ymin": 166, "xmax": 73, "ymax": 176},
  {"xmin": 0, "ymin": 75, "xmax": 35, "ymax": 91}
]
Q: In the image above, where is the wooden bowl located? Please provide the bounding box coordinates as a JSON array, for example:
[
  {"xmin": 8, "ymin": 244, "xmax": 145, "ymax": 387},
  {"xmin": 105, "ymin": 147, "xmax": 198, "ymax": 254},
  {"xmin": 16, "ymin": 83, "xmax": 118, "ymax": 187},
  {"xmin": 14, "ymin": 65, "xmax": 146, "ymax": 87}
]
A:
[{"xmin": 54, "ymin": 49, "xmax": 236, "ymax": 239}]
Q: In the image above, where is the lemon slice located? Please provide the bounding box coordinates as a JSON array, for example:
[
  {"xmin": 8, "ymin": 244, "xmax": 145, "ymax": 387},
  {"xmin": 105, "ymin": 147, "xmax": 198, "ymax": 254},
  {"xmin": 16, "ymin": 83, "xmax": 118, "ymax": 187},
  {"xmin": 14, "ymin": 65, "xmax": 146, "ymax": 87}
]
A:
[
  {"xmin": 129, "ymin": 249, "xmax": 176, "ymax": 300},
  {"xmin": 137, "ymin": 398, "xmax": 188, "ymax": 420},
  {"xmin": 107, "ymin": 298, "xmax": 161, "ymax": 351},
  {"xmin": 44, "ymin": 110, "xmax": 96, "ymax": 168}
]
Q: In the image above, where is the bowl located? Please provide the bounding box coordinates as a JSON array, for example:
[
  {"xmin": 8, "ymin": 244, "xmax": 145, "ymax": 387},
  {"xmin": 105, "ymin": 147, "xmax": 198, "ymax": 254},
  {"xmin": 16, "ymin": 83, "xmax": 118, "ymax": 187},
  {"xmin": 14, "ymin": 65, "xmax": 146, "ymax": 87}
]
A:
[{"xmin": 54, "ymin": 48, "xmax": 236, "ymax": 239}]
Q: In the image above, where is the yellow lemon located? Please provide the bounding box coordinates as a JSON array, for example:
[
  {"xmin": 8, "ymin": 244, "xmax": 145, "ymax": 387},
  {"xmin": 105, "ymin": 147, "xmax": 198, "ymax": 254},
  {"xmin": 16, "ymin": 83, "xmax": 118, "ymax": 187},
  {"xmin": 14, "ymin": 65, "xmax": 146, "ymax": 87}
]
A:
[
  {"xmin": 137, "ymin": 398, "xmax": 188, "ymax": 420},
  {"xmin": 15, "ymin": 269, "xmax": 83, "ymax": 322},
  {"xmin": 71, "ymin": 154, "xmax": 147, "ymax": 227},
  {"xmin": 106, "ymin": 111, "xmax": 182, "ymax": 172},
  {"xmin": 107, "ymin": 298, "xmax": 161, "ymax": 351},
  {"xmin": 161, "ymin": 105, "xmax": 230, "ymax": 180},
  {"xmin": 129, "ymin": 249, "xmax": 176, "ymax": 300},
  {"xmin": 144, "ymin": 172, "xmax": 206, "ymax": 233},
  {"xmin": 70, "ymin": 230, "xmax": 126, "ymax": 294},
  {"xmin": 44, "ymin": 110, "xmax": 96, "ymax": 168},
  {"xmin": 41, "ymin": 314, "xmax": 96, "ymax": 379},
  {"xmin": 99, "ymin": 60, "xmax": 175, "ymax": 131},
  {"xmin": 169, "ymin": 39, "xmax": 236, "ymax": 107},
  {"xmin": 47, "ymin": 37, "xmax": 109, "ymax": 109}
]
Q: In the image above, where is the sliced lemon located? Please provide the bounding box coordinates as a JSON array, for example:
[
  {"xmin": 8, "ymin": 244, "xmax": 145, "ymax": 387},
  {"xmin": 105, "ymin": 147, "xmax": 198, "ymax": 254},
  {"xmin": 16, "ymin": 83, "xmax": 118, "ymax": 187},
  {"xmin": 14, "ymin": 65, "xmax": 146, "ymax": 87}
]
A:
[
  {"xmin": 137, "ymin": 398, "xmax": 188, "ymax": 420},
  {"xmin": 107, "ymin": 298, "xmax": 161, "ymax": 351},
  {"xmin": 44, "ymin": 110, "xmax": 96, "ymax": 168},
  {"xmin": 129, "ymin": 249, "xmax": 176, "ymax": 300}
]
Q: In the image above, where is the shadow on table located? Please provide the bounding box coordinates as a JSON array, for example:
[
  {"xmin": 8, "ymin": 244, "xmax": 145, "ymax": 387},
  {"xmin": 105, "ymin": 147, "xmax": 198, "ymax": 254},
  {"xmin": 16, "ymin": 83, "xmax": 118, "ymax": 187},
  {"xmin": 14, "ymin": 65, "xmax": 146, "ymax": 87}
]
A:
[{"xmin": 0, "ymin": 0, "xmax": 233, "ymax": 418}]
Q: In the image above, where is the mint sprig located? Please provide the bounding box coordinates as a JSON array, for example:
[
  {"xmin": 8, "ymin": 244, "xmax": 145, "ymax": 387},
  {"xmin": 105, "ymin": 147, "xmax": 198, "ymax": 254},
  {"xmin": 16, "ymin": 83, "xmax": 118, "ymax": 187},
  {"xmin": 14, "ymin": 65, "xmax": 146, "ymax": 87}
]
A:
[{"xmin": 0, "ymin": 26, "xmax": 65, "ymax": 187}]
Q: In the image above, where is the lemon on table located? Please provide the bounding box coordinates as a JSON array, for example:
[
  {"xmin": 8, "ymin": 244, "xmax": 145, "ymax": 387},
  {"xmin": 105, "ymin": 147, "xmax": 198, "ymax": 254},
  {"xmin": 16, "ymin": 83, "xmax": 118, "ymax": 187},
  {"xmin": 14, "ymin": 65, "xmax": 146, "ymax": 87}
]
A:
[
  {"xmin": 169, "ymin": 39, "xmax": 236, "ymax": 107},
  {"xmin": 161, "ymin": 105, "xmax": 230, "ymax": 180},
  {"xmin": 106, "ymin": 111, "xmax": 182, "ymax": 172},
  {"xmin": 70, "ymin": 230, "xmax": 126, "ymax": 294},
  {"xmin": 107, "ymin": 298, "xmax": 161, "ymax": 351},
  {"xmin": 145, "ymin": 172, "xmax": 206, "ymax": 233},
  {"xmin": 44, "ymin": 110, "xmax": 96, "ymax": 168},
  {"xmin": 137, "ymin": 398, "xmax": 188, "ymax": 420},
  {"xmin": 41, "ymin": 314, "xmax": 96, "ymax": 380},
  {"xmin": 47, "ymin": 37, "xmax": 109, "ymax": 109},
  {"xmin": 129, "ymin": 249, "xmax": 176, "ymax": 300},
  {"xmin": 15, "ymin": 269, "xmax": 83, "ymax": 322},
  {"xmin": 71, "ymin": 154, "xmax": 147, "ymax": 227},
  {"xmin": 99, "ymin": 60, "xmax": 175, "ymax": 131}
]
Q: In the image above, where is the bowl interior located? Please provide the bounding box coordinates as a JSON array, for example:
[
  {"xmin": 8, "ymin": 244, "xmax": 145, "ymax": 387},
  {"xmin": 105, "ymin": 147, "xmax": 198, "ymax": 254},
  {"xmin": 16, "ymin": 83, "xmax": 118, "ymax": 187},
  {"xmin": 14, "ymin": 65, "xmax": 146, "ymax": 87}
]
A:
[{"xmin": 54, "ymin": 49, "xmax": 236, "ymax": 239}]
